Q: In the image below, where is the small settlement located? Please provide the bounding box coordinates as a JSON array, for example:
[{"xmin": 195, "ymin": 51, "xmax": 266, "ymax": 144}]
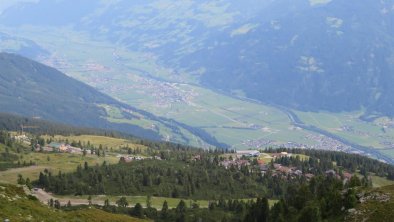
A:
[
  {"xmin": 29, "ymin": 135, "xmax": 355, "ymax": 184},
  {"xmin": 35, "ymin": 142, "xmax": 83, "ymax": 154},
  {"xmin": 218, "ymin": 149, "xmax": 355, "ymax": 184}
]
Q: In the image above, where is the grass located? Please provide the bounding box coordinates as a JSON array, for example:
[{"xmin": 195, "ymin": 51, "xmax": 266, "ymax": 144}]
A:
[
  {"xmin": 53, "ymin": 194, "xmax": 210, "ymax": 209},
  {"xmin": 42, "ymin": 134, "xmax": 147, "ymax": 151},
  {"xmin": 0, "ymin": 183, "xmax": 148, "ymax": 222},
  {"xmin": 370, "ymin": 175, "xmax": 394, "ymax": 188},
  {"xmin": 53, "ymin": 194, "xmax": 278, "ymax": 209},
  {"xmin": 0, "ymin": 152, "xmax": 119, "ymax": 184}
]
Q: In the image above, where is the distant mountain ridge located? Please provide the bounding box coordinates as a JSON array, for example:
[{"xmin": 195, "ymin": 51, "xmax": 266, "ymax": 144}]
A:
[
  {"xmin": 2, "ymin": 0, "xmax": 393, "ymax": 117},
  {"xmin": 0, "ymin": 52, "xmax": 226, "ymax": 148}
]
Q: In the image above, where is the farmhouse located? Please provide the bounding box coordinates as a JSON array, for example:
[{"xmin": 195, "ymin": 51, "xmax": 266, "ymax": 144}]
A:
[
  {"xmin": 48, "ymin": 142, "xmax": 68, "ymax": 152},
  {"xmin": 67, "ymin": 146, "xmax": 82, "ymax": 154}
]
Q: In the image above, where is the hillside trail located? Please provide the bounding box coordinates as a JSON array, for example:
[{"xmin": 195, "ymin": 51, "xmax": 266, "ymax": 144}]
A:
[{"xmin": 31, "ymin": 188, "xmax": 105, "ymax": 206}]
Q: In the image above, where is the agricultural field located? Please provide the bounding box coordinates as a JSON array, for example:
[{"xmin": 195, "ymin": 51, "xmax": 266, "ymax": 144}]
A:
[{"xmin": 295, "ymin": 111, "xmax": 394, "ymax": 158}]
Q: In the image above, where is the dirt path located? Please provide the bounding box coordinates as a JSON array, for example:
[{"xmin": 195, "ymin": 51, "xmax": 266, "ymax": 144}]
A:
[{"xmin": 31, "ymin": 188, "xmax": 105, "ymax": 206}]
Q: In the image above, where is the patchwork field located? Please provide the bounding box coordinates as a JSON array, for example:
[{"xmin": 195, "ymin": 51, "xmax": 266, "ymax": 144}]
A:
[
  {"xmin": 3, "ymin": 26, "xmax": 394, "ymax": 160},
  {"xmin": 295, "ymin": 111, "xmax": 394, "ymax": 158}
]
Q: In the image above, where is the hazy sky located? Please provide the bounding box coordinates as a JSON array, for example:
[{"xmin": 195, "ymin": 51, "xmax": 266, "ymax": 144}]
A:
[{"xmin": 0, "ymin": 0, "xmax": 39, "ymax": 14}]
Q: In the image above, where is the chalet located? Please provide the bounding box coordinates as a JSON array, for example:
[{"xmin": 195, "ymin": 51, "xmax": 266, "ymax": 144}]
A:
[
  {"xmin": 48, "ymin": 142, "xmax": 68, "ymax": 152},
  {"xmin": 278, "ymin": 166, "xmax": 291, "ymax": 174},
  {"xmin": 259, "ymin": 164, "xmax": 269, "ymax": 171},
  {"xmin": 67, "ymin": 146, "xmax": 82, "ymax": 154}
]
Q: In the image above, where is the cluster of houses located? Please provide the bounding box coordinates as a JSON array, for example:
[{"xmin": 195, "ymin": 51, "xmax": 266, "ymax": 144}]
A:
[
  {"xmin": 269, "ymin": 163, "xmax": 304, "ymax": 177},
  {"xmin": 325, "ymin": 169, "xmax": 353, "ymax": 182},
  {"xmin": 220, "ymin": 159, "xmax": 250, "ymax": 169},
  {"xmin": 219, "ymin": 150, "xmax": 354, "ymax": 183},
  {"xmin": 219, "ymin": 150, "xmax": 291, "ymax": 170},
  {"xmin": 35, "ymin": 142, "xmax": 83, "ymax": 154},
  {"xmin": 118, "ymin": 155, "xmax": 162, "ymax": 163}
]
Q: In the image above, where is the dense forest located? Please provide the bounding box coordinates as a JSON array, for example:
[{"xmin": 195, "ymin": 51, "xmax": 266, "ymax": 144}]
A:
[
  {"xmin": 35, "ymin": 145, "xmax": 394, "ymax": 201},
  {"xmin": 36, "ymin": 159, "xmax": 267, "ymax": 199},
  {"xmin": 51, "ymin": 174, "xmax": 360, "ymax": 222}
]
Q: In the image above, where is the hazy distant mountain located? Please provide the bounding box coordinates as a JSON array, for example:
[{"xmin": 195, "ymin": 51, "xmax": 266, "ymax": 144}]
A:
[
  {"xmin": 0, "ymin": 52, "xmax": 155, "ymax": 138},
  {"xmin": 0, "ymin": 32, "xmax": 48, "ymax": 58},
  {"xmin": 0, "ymin": 53, "xmax": 225, "ymax": 147},
  {"xmin": 1, "ymin": 0, "xmax": 394, "ymax": 117}
]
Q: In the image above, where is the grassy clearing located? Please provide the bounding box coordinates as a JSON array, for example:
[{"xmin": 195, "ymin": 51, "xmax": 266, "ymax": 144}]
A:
[
  {"xmin": 54, "ymin": 194, "xmax": 278, "ymax": 209},
  {"xmin": 370, "ymin": 175, "xmax": 394, "ymax": 188},
  {"xmin": 295, "ymin": 110, "xmax": 394, "ymax": 150},
  {"xmin": 0, "ymin": 152, "xmax": 118, "ymax": 184},
  {"xmin": 42, "ymin": 135, "xmax": 147, "ymax": 151}
]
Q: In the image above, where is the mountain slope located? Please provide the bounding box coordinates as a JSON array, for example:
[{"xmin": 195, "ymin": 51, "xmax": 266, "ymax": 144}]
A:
[
  {"xmin": 3, "ymin": 0, "xmax": 393, "ymax": 116},
  {"xmin": 0, "ymin": 183, "xmax": 147, "ymax": 222},
  {"xmin": 0, "ymin": 53, "xmax": 225, "ymax": 148}
]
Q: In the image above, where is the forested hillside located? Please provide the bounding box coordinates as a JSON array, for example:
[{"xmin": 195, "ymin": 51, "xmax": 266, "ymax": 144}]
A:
[{"xmin": 0, "ymin": 53, "xmax": 226, "ymax": 148}]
